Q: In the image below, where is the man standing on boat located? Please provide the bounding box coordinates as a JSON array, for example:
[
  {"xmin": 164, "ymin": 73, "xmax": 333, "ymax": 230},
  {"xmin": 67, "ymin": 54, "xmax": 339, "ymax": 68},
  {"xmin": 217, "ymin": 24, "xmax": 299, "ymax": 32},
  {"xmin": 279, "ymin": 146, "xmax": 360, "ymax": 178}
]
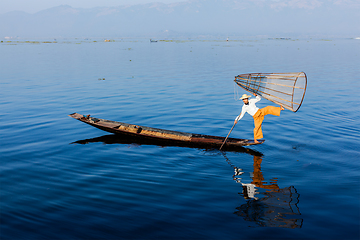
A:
[{"xmin": 234, "ymin": 93, "xmax": 284, "ymax": 143}]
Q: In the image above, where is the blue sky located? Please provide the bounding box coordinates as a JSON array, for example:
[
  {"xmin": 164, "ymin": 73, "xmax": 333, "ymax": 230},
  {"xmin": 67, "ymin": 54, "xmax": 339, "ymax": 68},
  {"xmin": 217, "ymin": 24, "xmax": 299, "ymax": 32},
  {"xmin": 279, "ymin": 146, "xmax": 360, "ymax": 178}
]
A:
[{"xmin": 0, "ymin": 0, "xmax": 182, "ymax": 14}]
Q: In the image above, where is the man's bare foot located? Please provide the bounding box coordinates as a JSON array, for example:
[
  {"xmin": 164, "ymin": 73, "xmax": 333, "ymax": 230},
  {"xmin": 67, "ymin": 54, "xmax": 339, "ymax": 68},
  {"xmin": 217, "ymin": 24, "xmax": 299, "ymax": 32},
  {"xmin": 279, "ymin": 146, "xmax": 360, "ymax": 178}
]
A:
[
  {"xmin": 280, "ymin": 105, "xmax": 284, "ymax": 110},
  {"xmin": 254, "ymin": 139, "xmax": 259, "ymax": 143}
]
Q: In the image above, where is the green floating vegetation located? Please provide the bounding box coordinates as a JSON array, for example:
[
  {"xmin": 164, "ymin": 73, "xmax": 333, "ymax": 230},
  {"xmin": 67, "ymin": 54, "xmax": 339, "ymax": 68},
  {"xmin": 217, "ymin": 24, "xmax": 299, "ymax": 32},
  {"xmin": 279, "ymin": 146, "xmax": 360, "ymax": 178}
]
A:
[
  {"xmin": 158, "ymin": 40, "xmax": 188, "ymax": 43},
  {"xmin": 2, "ymin": 40, "xmax": 45, "ymax": 44}
]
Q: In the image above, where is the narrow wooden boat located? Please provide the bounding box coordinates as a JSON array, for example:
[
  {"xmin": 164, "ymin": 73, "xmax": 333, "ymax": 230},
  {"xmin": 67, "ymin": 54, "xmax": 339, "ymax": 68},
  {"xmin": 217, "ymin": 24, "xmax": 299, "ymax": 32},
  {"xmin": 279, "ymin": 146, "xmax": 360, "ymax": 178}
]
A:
[{"xmin": 68, "ymin": 113, "xmax": 264, "ymax": 149}]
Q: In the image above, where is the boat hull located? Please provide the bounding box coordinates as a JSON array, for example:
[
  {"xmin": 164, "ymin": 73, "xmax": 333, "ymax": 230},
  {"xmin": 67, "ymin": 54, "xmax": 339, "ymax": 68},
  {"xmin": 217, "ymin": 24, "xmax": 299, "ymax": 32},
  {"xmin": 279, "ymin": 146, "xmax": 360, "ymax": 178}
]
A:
[{"xmin": 68, "ymin": 113, "xmax": 264, "ymax": 149}]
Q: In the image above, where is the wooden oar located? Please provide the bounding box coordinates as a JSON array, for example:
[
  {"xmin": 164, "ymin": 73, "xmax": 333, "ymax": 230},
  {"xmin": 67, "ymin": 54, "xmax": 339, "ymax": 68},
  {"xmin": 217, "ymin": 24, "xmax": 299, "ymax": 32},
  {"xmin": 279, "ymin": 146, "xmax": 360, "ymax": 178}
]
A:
[{"xmin": 219, "ymin": 122, "xmax": 236, "ymax": 150}]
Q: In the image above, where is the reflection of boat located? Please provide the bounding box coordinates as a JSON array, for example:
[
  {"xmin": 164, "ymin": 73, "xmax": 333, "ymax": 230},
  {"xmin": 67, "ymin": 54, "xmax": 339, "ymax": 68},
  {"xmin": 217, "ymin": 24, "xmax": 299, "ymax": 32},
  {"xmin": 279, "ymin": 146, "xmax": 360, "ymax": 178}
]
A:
[
  {"xmin": 224, "ymin": 154, "xmax": 303, "ymax": 228},
  {"xmin": 72, "ymin": 133, "xmax": 264, "ymax": 155},
  {"xmin": 69, "ymin": 113, "xmax": 264, "ymax": 151}
]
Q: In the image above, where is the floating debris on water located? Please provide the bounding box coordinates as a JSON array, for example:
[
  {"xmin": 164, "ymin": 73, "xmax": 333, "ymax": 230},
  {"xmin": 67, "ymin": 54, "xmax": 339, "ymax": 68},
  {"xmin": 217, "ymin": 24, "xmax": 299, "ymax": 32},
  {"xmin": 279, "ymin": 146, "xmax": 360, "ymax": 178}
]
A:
[
  {"xmin": 268, "ymin": 38, "xmax": 292, "ymax": 40},
  {"xmin": 0, "ymin": 40, "xmax": 60, "ymax": 44}
]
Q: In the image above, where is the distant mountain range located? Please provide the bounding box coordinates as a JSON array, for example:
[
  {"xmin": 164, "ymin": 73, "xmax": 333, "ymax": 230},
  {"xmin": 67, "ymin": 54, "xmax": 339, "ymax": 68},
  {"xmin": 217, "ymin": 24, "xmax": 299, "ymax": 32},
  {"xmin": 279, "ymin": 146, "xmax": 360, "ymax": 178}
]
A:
[{"xmin": 1, "ymin": 0, "xmax": 359, "ymax": 38}]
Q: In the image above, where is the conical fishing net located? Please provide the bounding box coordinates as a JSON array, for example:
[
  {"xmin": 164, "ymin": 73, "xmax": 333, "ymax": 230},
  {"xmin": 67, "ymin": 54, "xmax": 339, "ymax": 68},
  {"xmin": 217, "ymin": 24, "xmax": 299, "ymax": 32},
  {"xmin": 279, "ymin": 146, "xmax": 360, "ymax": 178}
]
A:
[{"xmin": 234, "ymin": 72, "xmax": 307, "ymax": 112}]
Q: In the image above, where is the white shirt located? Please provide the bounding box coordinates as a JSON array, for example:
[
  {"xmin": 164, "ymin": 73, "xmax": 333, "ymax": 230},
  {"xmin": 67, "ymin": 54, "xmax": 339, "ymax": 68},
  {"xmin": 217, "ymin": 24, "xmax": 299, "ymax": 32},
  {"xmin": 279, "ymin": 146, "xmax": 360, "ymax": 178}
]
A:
[{"xmin": 235, "ymin": 95, "xmax": 261, "ymax": 121}]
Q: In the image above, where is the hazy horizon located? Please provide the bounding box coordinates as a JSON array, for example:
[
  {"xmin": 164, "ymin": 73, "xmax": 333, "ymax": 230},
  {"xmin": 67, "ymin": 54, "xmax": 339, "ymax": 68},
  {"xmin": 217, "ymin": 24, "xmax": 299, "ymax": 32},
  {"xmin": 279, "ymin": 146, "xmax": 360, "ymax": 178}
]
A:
[
  {"xmin": 0, "ymin": 0, "xmax": 184, "ymax": 14},
  {"xmin": 1, "ymin": 0, "xmax": 359, "ymax": 39}
]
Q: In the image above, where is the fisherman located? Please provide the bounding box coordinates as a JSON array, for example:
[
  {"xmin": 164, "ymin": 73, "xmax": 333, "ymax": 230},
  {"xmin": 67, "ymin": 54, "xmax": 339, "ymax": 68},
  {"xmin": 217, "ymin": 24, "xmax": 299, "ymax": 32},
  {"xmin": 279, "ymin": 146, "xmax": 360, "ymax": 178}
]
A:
[{"xmin": 234, "ymin": 93, "xmax": 284, "ymax": 143}]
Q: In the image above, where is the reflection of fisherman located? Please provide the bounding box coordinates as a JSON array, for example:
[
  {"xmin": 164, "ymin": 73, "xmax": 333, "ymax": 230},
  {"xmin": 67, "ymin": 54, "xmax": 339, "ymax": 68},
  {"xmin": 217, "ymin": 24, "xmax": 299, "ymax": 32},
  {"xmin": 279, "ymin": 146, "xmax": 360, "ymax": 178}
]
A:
[
  {"xmin": 234, "ymin": 93, "xmax": 284, "ymax": 143},
  {"xmin": 230, "ymin": 155, "xmax": 303, "ymax": 228},
  {"xmin": 233, "ymin": 155, "xmax": 279, "ymax": 200}
]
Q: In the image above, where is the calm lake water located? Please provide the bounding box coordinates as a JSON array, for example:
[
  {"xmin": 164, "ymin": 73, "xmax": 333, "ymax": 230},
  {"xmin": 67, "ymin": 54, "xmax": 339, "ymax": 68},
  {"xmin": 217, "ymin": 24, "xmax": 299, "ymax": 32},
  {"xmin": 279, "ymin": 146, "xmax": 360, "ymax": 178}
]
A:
[{"xmin": 1, "ymin": 37, "xmax": 359, "ymax": 239}]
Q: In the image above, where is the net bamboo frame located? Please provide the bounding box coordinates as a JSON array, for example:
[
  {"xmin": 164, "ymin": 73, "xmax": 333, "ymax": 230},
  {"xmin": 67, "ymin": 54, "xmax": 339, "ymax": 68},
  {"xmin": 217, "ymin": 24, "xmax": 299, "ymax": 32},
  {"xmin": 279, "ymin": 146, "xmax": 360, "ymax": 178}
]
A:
[{"xmin": 234, "ymin": 72, "xmax": 307, "ymax": 112}]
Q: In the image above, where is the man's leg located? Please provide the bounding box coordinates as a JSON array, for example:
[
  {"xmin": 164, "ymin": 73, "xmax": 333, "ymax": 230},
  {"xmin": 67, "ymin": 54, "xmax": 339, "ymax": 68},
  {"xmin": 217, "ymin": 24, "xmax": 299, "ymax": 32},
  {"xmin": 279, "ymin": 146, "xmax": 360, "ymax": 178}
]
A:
[
  {"xmin": 261, "ymin": 106, "xmax": 282, "ymax": 116},
  {"xmin": 253, "ymin": 106, "xmax": 284, "ymax": 142},
  {"xmin": 253, "ymin": 113, "xmax": 264, "ymax": 143}
]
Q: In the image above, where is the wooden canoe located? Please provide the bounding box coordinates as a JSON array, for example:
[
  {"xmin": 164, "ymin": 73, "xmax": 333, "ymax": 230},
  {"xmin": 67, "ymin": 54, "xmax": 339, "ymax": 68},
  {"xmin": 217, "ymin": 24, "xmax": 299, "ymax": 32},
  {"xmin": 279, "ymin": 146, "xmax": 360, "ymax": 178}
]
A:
[{"xmin": 68, "ymin": 113, "xmax": 264, "ymax": 150}]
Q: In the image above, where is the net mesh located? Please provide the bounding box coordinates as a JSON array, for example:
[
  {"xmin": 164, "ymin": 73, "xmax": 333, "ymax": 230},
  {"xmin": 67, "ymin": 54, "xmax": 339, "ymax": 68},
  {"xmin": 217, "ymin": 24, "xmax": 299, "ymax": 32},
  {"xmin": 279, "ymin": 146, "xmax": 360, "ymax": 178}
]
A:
[{"xmin": 234, "ymin": 72, "xmax": 307, "ymax": 112}]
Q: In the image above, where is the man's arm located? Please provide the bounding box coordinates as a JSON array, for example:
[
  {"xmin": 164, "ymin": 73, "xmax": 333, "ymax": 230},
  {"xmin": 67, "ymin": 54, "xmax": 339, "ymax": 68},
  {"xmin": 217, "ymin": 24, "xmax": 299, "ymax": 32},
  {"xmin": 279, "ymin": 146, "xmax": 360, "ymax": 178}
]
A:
[
  {"xmin": 253, "ymin": 93, "xmax": 261, "ymax": 103},
  {"xmin": 234, "ymin": 107, "xmax": 245, "ymax": 124}
]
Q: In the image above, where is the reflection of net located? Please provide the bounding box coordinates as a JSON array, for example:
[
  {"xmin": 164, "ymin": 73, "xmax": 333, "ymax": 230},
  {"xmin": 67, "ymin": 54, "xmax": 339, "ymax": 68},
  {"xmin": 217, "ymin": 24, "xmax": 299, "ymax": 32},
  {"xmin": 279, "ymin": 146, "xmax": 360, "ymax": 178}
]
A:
[
  {"xmin": 234, "ymin": 72, "xmax": 307, "ymax": 112},
  {"xmin": 235, "ymin": 186, "xmax": 303, "ymax": 228}
]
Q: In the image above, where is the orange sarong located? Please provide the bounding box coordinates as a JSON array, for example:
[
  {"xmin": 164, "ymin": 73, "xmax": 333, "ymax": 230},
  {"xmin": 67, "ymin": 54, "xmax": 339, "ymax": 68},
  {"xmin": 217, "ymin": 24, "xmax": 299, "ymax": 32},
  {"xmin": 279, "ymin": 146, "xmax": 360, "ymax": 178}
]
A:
[{"xmin": 252, "ymin": 106, "xmax": 281, "ymax": 140}]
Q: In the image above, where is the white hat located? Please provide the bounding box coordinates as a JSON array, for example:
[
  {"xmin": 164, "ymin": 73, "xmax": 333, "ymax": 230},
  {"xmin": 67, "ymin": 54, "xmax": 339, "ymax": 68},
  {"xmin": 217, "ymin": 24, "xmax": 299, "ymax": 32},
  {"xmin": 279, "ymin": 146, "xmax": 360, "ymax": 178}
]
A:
[{"xmin": 239, "ymin": 94, "xmax": 252, "ymax": 100}]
